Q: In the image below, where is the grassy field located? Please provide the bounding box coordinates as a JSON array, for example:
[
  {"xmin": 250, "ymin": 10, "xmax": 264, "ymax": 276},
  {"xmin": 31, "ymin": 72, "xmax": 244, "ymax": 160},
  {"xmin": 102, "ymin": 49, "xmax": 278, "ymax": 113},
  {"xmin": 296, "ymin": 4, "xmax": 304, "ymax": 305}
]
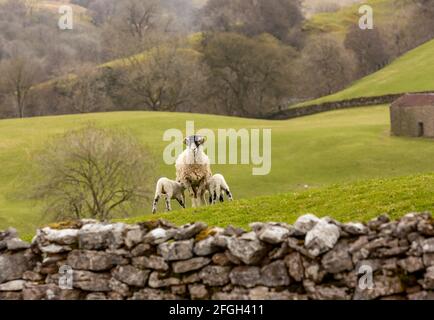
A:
[
  {"xmin": 297, "ymin": 38, "xmax": 434, "ymax": 106},
  {"xmin": 2, "ymin": 105, "xmax": 434, "ymax": 234},
  {"xmin": 304, "ymin": 0, "xmax": 393, "ymax": 35},
  {"xmin": 123, "ymin": 173, "xmax": 434, "ymax": 229}
]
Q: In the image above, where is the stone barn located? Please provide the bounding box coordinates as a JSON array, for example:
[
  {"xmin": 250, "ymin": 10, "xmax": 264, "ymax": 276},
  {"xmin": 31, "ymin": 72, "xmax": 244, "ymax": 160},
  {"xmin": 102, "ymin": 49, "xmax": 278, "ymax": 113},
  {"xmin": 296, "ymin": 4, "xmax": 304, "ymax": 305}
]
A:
[{"xmin": 390, "ymin": 93, "xmax": 434, "ymax": 137}]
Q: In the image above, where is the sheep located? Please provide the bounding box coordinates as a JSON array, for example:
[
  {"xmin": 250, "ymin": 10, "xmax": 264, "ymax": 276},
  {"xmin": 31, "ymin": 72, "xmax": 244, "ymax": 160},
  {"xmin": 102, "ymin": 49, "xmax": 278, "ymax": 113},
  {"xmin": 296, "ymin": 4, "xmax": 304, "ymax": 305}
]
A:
[
  {"xmin": 152, "ymin": 177, "xmax": 186, "ymax": 213},
  {"xmin": 207, "ymin": 174, "xmax": 233, "ymax": 204},
  {"xmin": 175, "ymin": 135, "xmax": 212, "ymax": 207}
]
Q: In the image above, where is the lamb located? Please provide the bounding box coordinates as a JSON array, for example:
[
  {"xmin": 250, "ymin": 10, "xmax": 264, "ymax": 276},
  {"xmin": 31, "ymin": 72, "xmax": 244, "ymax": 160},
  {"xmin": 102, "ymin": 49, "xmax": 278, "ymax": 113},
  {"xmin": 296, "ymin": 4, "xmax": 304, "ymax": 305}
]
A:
[
  {"xmin": 175, "ymin": 135, "xmax": 212, "ymax": 207},
  {"xmin": 207, "ymin": 174, "xmax": 233, "ymax": 204},
  {"xmin": 152, "ymin": 178, "xmax": 186, "ymax": 213}
]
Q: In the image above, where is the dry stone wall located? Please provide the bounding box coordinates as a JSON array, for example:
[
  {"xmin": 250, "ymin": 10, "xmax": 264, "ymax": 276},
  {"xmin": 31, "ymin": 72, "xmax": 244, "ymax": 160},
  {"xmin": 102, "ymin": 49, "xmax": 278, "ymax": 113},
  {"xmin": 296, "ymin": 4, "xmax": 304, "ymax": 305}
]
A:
[{"xmin": 1, "ymin": 213, "xmax": 434, "ymax": 300}]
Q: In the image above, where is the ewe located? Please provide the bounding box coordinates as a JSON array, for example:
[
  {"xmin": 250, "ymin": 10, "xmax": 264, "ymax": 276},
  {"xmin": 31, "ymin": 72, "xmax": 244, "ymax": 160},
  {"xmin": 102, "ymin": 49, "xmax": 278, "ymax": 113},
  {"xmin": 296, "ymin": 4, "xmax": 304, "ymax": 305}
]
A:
[
  {"xmin": 152, "ymin": 178, "xmax": 186, "ymax": 213},
  {"xmin": 175, "ymin": 135, "xmax": 212, "ymax": 207},
  {"xmin": 207, "ymin": 174, "xmax": 233, "ymax": 204}
]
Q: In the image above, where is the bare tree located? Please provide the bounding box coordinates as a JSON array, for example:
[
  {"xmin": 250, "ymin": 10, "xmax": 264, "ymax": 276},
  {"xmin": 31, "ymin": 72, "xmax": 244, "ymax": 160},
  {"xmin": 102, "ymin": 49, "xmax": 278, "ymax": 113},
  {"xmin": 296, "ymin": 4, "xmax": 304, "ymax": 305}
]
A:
[
  {"xmin": 344, "ymin": 25, "xmax": 390, "ymax": 77},
  {"xmin": 202, "ymin": 32, "xmax": 295, "ymax": 116},
  {"xmin": 118, "ymin": 41, "xmax": 206, "ymax": 112},
  {"xmin": 296, "ymin": 35, "xmax": 356, "ymax": 98},
  {"xmin": 0, "ymin": 54, "xmax": 43, "ymax": 118},
  {"xmin": 55, "ymin": 66, "xmax": 112, "ymax": 114},
  {"xmin": 26, "ymin": 126, "xmax": 155, "ymax": 221}
]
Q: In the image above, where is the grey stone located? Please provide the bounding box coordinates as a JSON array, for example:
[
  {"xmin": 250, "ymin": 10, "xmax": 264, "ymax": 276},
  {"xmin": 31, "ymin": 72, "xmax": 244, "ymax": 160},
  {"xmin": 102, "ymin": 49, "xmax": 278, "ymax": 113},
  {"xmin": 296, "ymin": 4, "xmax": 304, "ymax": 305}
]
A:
[
  {"xmin": 78, "ymin": 223, "xmax": 125, "ymax": 250},
  {"xmin": 158, "ymin": 239, "xmax": 194, "ymax": 261},
  {"xmin": 38, "ymin": 228, "xmax": 79, "ymax": 245},
  {"xmin": 67, "ymin": 250, "xmax": 125, "ymax": 271},
  {"xmin": 174, "ymin": 222, "xmax": 207, "ymax": 240},
  {"xmin": 423, "ymin": 253, "xmax": 434, "ymax": 267},
  {"xmin": 22, "ymin": 271, "xmax": 44, "ymax": 282},
  {"xmin": 172, "ymin": 257, "xmax": 211, "ymax": 273},
  {"xmin": 212, "ymin": 253, "xmax": 232, "ymax": 266},
  {"xmin": 22, "ymin": 283, "xmax": 81, "ymax": 300},
  {"xmin": 199, "ymin": 266, "xmax": 231, "ymax": 286},
  {"xmin": 189, "ymin": 284, "xmax": 208, "ymax": 299},
  {"xmin": 422, "ymin": 238, "xmax": 434, "ymax": 253},
  {"xmin": 397, "ymin": 256, "xmax": 424, "ymax": 273},
  {"xmin": 293, "ymin": 214, "xmax": 321, "ymax": 235},
  {"xmin": 73, "ymin": 270, "xmax": 111, "ymax": 291},
  {"xmin": 148, "ymin": 271, "xmax": 181, "ymax": 288},
  {"xmin": 131, "ymin": 243, "xmax": 152, "ymax": 257},
  {"xmin": 304, "ymin": 280, "xmax": 350, "ymax": 300},
  {"xmin": 227, "ymin": 236, "xmax": 267, "ymax": 265},
  {"xmin": 109, "ymin": 278, "xmax": 130, "ymax": 297},
  {"xmin": 250, "ymin": 222, "xmax": 290, "ymax": 244},
  {"xmin": 40, "ymin": 244, "xmax": 72, "ymax": 254},
  {"xmin": 130, "ymin": 288, "xmax": 179, "ymax": 300},
  {"xmin": 132, "ymin": 255, "xmax": 169, "ymax": 271},
  {"xmin": 261, "ymin": 260, "xmax": 290, "ymax": 287},
  {"xmin": 194, "ymin": 236, "xmax": 218, "ymax": 256},
  {"xmin": 321, "ymin": 241, "xmax": 353, "ymax": 273},
  {"xmin": 0, "ymin": 251, "xmax": 35, "ymax": 284},
  {"xmin": 125, "ymin": 226, "xmax": 144, "ymax": 248},
  {"xmin": 112, "ymin": 265, "xmax": 150, "ymax": 287},
  {"xmin": 342, "ymin": 222, "xmax": 368, "ymax": 235},
  {"xmin": 417, "ymin": 220, "xmax": 434, "ymax": 236},
  {"xmin": 422, "ymin": 266, "xmax": 434, "ymax": 289},
  {"xmin": 284, "ymin": 252, "xmax": 304, "ymax": 282},
  {"xmin": 305, "ymin": 219, "xmax": 340, "ymax": 256},
  {"xmin": 86, "ymin": 293, "xmax": 107, "ymax": 300},
  {"xmin": 354, "ymin": 275, "xmax": 404, "ymax": 300},
  {"xmin": 6, "ymin": 238, "xmax": 30, "ymax": 251},
  {"xmin": 143, "ymin": 227, "xmax": 174, "ymax": 244},
  {"xmin": 229, "ymin": 266, "xmax": 261, "ymax": 288},
  {"xmin": 0, "ymin": 280, "xmax": 26, "ymax": 291}
]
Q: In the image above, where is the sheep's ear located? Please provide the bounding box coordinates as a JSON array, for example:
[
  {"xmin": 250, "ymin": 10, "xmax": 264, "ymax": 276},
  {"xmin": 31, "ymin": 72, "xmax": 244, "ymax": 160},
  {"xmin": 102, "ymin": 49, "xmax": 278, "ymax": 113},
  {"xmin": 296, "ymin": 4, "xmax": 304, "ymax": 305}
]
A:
[
  {"xmin": 200, "ymin": 136, "xmax": 207, "ymax": 145},
  {"xmin": 183, "ymin": 138, "xmax": 188, "ymax": 145}
]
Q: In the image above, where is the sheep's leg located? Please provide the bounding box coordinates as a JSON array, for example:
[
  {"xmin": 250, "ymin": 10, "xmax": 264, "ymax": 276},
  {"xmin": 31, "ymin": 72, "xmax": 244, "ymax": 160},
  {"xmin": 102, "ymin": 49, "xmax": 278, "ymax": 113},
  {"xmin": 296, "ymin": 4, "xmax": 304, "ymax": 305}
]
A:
[
  {"xmin": 152, "ymin": 195, "xmax": 160, "ymax": 214},
  {"xmin": 212, "ymin": 191, "xmax": 217, "ymax": 204},
  {"xmin": 165, "ymin": 195, "xmax": 172, "ymax": 211},
  {"xmin": 225, "ymin": 189, "xmax": 233, "ymax": 201},
  {"xmin": 177, "ymin": 196, "xmax": 186, "ymax": 209}
]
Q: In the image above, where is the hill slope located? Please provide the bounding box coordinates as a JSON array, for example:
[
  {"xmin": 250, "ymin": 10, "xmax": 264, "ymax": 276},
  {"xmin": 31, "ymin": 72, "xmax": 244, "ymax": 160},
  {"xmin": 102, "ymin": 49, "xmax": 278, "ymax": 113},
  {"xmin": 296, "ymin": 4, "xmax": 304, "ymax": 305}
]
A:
[
  {"xmin": 3, "ymin": 106, "xmax": 434, "ymax": 233},
  {"xmin": 122, "ymin": 172, "xmax": 434, "ymax": 229},
  {"xmin": 305, "ymin": 0, "xmax": 393, "ymax": 35},
  {"xmin": 298, "ymin": 38, "xmax": 434, "ymax": 106}
]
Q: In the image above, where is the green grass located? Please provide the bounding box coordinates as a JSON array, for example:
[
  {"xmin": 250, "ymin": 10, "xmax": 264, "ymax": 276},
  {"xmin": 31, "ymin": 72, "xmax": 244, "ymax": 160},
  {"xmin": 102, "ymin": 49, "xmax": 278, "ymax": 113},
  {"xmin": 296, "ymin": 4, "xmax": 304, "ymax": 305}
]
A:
[
  {"xmin": 297, "ymin": 38, "xmax": 434, "ymax": 106},
  {"xmin": 305, "ymin": 0, "xmax": 393, "ymax": 35},
  {"xmin": 3, "ymin": 105, "xmax": 434, "ymax": 234},
  {"xmin": 122, "ymin": 173, "xmax": 434, "ymax": 229}
]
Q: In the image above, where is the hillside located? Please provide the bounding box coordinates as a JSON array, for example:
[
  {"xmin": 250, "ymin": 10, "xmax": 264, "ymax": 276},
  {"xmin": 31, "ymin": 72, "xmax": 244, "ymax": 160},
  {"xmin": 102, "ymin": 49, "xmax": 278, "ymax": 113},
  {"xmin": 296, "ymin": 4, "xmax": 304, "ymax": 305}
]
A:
[
  {"xmin": 3, "ymin": 106, "xmax": 434, "ymax": 233},
  {"xmin": 297, "ymin": 38, "xmax": 434, "ymax": 106},
  {"xmin": 304, "ymin": 0, "xmax": 393, "ymax": 35},
  {"xmin": 122, "ymin": 172, "xmax": 434, "ymax": 229}
]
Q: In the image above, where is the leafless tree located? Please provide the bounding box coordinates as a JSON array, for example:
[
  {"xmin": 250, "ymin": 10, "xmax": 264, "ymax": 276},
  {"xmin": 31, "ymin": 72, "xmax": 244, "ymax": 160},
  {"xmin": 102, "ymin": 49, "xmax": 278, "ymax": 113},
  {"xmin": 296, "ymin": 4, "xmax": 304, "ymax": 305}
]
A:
[
  {"xmin": 296, "ymin": 35, "xmax": 356, "ymax": 98},
  {"xmin": 55, "ymin": 66, "xmax": 112, "ymax": 114},
  {"xmin": 202, "ymin": 32, "xmax": 295, "ymax": 116},
  {"xmin": 344, "ymin": 25, "xmax": 390, "ymax": 77},
  {"xmin": 26, "ymin": 126, "xmax": 155, "ymax": 221},
  {"xmin": 0, "ymin": 53, "xmax": 43, "ymax": 118},
  {"xmin": 117, "ymin": 41, "xmax": 206, "ymax": 112}
]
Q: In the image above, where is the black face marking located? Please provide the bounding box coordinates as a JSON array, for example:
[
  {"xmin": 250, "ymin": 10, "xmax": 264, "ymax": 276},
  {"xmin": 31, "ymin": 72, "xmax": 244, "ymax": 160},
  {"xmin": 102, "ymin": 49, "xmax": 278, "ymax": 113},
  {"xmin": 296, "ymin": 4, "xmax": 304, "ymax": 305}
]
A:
[{"xmin": 186, "ymin": 135, "xmax": 204, "ymax": 147}]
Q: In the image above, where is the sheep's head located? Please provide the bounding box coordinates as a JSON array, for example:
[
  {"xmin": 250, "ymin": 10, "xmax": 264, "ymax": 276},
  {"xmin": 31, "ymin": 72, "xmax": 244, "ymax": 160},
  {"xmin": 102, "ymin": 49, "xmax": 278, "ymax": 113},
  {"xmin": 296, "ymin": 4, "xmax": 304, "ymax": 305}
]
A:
[{"xmin": 184, "ymin": 135, "xmax": 206, "ymax": 156}]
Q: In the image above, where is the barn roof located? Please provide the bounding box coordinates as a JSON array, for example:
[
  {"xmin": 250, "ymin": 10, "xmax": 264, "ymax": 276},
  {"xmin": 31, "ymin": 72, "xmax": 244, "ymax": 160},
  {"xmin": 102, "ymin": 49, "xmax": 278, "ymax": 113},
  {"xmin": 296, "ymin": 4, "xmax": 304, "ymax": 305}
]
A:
[{"xmin": 391, "ymin": 94, "xmax": 434, "ymax": 108}]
